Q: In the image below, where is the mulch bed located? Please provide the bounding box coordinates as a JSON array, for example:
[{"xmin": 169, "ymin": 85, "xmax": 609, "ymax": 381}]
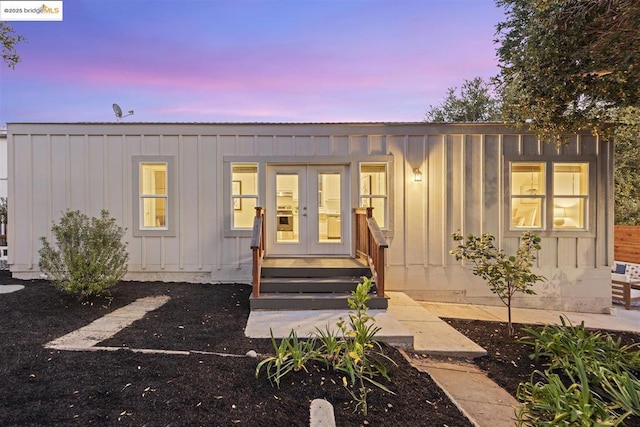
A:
[
  {"xmin": 1, "ymin": 271, "xmax": 638, "ymax": 426},
  {"xmin": 0, "ymin": 274, "xmax": 469, "ymax": 426}
]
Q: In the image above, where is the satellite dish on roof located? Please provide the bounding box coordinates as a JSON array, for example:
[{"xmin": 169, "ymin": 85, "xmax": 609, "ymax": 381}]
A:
[{"xmin": 112, "ymin": 103, "xmax": 134, "ymax": 121}]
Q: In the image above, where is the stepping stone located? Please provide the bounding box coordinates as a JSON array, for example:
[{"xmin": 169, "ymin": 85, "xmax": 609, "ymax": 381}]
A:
[{"xmin": 310, "ymin": 399, "xmax": 336, "ymax": 427}]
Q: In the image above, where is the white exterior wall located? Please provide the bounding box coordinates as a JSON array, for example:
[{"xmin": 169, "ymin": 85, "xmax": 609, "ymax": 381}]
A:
[{"xmin": 8, "ymin": 123, "xmax": 614, "ymax": 313}]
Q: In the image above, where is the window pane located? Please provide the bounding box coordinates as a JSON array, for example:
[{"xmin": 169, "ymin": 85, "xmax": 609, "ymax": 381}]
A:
[
  {"xmin": 511, "ymin": 198, "xmax": 543, "ymax": 228},
  {"xmin": 142, "ymin": 197, "xmax": 166, "ymax": 227},
  {"xmin": 361, "ymin": 197, "xmax": 386, "ymax": 228},
  {"xmin": 232, "ymin": 163, "xmax": 258, "ymax": 195},
  {"xmin": 360, "ymin": 163, "xmax": 386, "ymax": 196},
  {"xmin": 231, "ymin": 163, "xmax": 258, "ymax": 229},
  {"xmin": 553, "ymin": 163, "xmax": 588, "ymax": 195},
  {"xmin": 553, "ymin": 197, "xmax": 586, "ymax": 229},
  {"xmin": 140, "ymin": 163, "xmax": 167, "ymax": 195},
  {"xmin": 511, "ymin": 163, "xmax": 545, "ymax": 196},
  {"xmin": 233, "ymin": 197, "xmax": 257, "ymax": 228}
]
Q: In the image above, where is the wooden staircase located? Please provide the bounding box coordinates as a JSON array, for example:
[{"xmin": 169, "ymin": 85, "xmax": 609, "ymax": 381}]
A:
[{"xmin": 249, "ymin": 257, "xmax": 389, "ymax": 310}]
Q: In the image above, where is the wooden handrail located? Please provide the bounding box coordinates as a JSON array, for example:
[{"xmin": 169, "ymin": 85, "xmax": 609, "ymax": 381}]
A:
[
  {"xmin": 250, "ymin": 207, "xmax": 265, "ymax": 298},
  {"xmin": 354, "ymin": 207, "xmax": 388, "ymax": 297}
]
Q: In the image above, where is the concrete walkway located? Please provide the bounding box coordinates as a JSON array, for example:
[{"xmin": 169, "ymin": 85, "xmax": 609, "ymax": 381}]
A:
[
  {"xmin": 46, "ymin": 295, "xmax": 171, "ymax": 350},
  {"xmin": 420, "ymin": 300, "xmax": 640, "ymax": 333}
]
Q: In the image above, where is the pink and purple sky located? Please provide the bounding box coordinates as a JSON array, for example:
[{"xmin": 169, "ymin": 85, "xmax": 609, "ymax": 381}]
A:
[{"xmin": 0, "ymin": 0, "xmax": 504, "ymax": 124}]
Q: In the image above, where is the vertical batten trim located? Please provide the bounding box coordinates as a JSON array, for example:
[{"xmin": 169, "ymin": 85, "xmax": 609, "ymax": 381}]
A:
[
  {"xmin": 197, "ymin": 135, "xmax": 203, "ymax": 270},
  {"xmin": 161, "ymin": 134, "xmax": 166, "ymax": 270},
  {"xmin": 177, "ymin": 134, "xmax": 183, "ymax": 270},
  {"xmin": 537, "ymin": 136, "xmax": 542, "ymax": 155},
  {"xmin": 497, "ymin": 134, "xmax": 504, "ymax": 246},
  {"xmin": 84, "ymin": 134, "xmax": 90, "ymax": 213},
  {"xmin": 441, "ymin": 135, "xmax": 448, "ymax": 266},
  {"xmin": 403, "ymin": 135, "xmax": 408, "ymax": 268},
  {"xmin": 423, "ymin": 135, "xmax": 429, "ymax": 266},
  {"xmin": 47, "ymin": 136, "xmax": 53, "ymax": 242},
  {"xmin": 27, "ymin": 136, "xmax": 34, "ymax": 269},
  {"xmin": 103, "ymin": 135, "xmax": 109, "ymax": 210},
  {"xmin": 576, "ymin": 134, "xmax": 582, "ymax": 156},
  {"xmin": 460, "ymin": 135, "xmax": 466, "ymax": 237},
  {"xmin": 480, "ymin": 134, "xmax": 485, "ymax": 235},
  {"xmin": 517, "ymin": 134, "xmax": 523, "ymax": 156},
  {"xmin": 215, "ymin": 135, "xmax": 223, "ymax": 271},
  {"xmin": 65, "ymin": 135, "xmax": 71, "ymax": 209}
]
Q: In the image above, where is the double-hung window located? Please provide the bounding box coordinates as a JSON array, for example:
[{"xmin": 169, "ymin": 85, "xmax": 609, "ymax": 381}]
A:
[
  {"xmin": 359, "ymin": 162, "xmax": 387, "ymax": 228},
  {"xmin": 510, "ymin": 161, "xmax": 589, "ymax": 232},
  {"xmin": 132, "ymin": 156, "xmax": 175, "ymax": 237}
]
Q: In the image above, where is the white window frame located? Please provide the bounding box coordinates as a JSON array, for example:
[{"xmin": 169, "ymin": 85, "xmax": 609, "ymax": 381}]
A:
[
  {"xmin": 359, "ymin": 161, "xmax": 389, "ymax": 230},
  {"xmin": 132, "ymin": 156, "xmax": 176, "ymax": 237},
  {"xmin": 223, "ymin": 160, "xmax": 261, "ymax": 237},
  {"xmin": 505, "ymin": 157, "xmax": 595, "ymax": 238}
]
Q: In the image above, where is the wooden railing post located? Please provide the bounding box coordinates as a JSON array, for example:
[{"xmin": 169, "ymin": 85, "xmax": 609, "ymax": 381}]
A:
[
  {"xmin": 251, "ymin": 207, "xmax": 265, "ymax": 298},
  {"xmin": 353, "ymin": 207, "xmax": 388, "ymax": 298}
]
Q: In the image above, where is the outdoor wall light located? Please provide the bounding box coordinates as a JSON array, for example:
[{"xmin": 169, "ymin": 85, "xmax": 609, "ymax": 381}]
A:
[{"xmin": 413, "ymin": 168, "xmax": 423, "ymax": 182}]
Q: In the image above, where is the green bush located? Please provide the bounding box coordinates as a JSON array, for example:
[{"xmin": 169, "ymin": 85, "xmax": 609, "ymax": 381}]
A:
[
  {"xmin": 39, "ymin": 210, "xmax": 129, "ymax": 300},
  {"xmin": 517, "ymin": 317, "xmax": 640, "ymax": 425}
]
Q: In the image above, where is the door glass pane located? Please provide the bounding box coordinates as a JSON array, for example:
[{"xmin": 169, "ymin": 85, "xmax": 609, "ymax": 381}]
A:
[
  {"xmin": 318, "ymin": 172, "xmax": 341, "ymax": 242},
  {"xmin": 276, "ymin": 173, "xmax": 298, "ymax": 243}
]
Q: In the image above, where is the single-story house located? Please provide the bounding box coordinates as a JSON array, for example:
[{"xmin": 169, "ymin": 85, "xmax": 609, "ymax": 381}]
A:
[{"xmin": 7, "ymin": 122, "xmax": 614, "ymax": 313}]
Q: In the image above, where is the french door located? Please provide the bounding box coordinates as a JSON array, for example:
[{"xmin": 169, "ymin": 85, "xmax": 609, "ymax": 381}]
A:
[{"xmin": 266, "ymin": 165, "xmax": 350, "ymax": 255}]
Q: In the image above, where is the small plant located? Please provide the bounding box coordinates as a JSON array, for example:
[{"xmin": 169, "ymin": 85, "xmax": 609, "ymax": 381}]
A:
[
  {"xmin": 333, "ymin": 278, "xmax": 395, "ymax": 415},
  {"xmin": 517, "ymin": 317, "xmax": 640, "ymax": 424},
  {"xmin": 516, "ymin": 359, "xmax": 626, "ymax": 426},
  {"xmin": 450, "ymin": 230, "xmax": 545, "ymax": 336},
  {"xmin": 255, "ymin": 329, "xmax": 317, "ymax": 388},
  {"xmin": 39, "ymin": 210, "xmax": 128, "ymax": 300},
  {"xmin": 255, "ymin": 277, "xmax": 396, "ymax": 416},
  {"xmin": 522, "ymin": 316, "xmax": 640, "ymax": 378}
]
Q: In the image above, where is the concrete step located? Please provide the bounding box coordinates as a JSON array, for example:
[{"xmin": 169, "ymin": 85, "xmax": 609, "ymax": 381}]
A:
[
  {"xmin": 250, "ymin": 293, "xmax": 389, "ymax": 310},
  {"xmin": 259, "ymin": 276, "xmax": 373, "ymax": 293}
]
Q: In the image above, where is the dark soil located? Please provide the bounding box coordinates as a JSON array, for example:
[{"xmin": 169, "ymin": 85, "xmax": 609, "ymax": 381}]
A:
[
  {"xmin": 1, "ymin": 271, "xmax": 638, "ymax": 426},
  {"xmin": 0, "ymin": 274, "xmax": 469, "ymax": 426},
  {"xmin": 443, "ymin": 318, "xmax": 640, "ymax": 427}
]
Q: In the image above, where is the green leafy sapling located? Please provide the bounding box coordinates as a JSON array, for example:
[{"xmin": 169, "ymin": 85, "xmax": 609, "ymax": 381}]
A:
[{"xmin": 450, "ymin": 231, "xmax": 545, "ymax": 336}]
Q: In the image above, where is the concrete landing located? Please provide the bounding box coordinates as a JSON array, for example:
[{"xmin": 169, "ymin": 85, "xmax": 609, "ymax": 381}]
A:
[
  {"xmin": 387, "ymin": 292, "xmax": 487, "ymax": 358},
  {"xmin": 45, "ymin": 295, "xmax": 171, "ymax": 350},
  {"xmin": 245, "ymin": 309, "xmax": 414, "ymax": 349},
  {"xmin": 405, "ymin": 354, "xmax": 519, "ymax": 427}
]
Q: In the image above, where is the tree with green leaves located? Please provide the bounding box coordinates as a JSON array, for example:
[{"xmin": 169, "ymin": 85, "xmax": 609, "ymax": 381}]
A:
[
  {"xmin": 611, "ymin": 107, "xmax": 640, "ymax": 224},
  {"xmin": 1, "ymin": 23, "xmax": 26, "ymax": 69},
  {"xmin": 494, "ymin": 0, "xmax": 640, "ymax": 144},
  {"xmin": 425, "ymin": 77, "xmax": 501, "ymax": 122},
  {"xmin": 450, "ymin": 231, "xmax": 545, "ymax": 336}
]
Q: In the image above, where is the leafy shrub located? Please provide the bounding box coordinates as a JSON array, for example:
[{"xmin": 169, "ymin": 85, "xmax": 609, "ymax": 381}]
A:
[
  {"xmin": 39, "ymin": 210, "xmax": 128, "ymax": 300},
  {"xmin": 517, "ymin": 317, "xmax": 640, "ymax": 424},
  {"xmin": 516, "ymin": 359, "xmax": 626, "ymax": 426}
]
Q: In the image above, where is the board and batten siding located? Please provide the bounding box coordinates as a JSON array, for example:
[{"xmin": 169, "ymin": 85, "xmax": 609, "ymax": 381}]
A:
[{"xmin": 8, "ymin": 123, "xmax": 614, "ymax": 313}]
